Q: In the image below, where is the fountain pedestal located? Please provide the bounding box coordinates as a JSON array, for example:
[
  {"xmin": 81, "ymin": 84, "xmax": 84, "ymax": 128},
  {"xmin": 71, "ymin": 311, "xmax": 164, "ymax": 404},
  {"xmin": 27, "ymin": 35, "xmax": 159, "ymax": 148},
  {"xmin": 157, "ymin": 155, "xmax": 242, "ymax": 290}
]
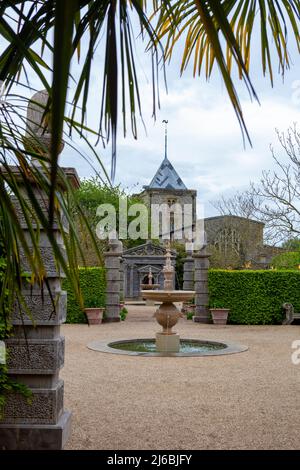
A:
[
  {"xmin": 141, "ymin": 245, "xmax": 195, "ymax": 353},
  {"xmin": 156, "ymin": 333, "xmax": 180, "ymax": 352}
]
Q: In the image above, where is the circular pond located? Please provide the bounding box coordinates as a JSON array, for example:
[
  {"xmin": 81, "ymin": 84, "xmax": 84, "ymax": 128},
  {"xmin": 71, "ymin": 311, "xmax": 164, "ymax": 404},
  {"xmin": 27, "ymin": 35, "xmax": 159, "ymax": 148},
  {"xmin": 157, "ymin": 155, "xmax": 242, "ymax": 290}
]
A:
[{"xmin": 87, "ymin": 338, "xmax": 248, "ymax": 357}]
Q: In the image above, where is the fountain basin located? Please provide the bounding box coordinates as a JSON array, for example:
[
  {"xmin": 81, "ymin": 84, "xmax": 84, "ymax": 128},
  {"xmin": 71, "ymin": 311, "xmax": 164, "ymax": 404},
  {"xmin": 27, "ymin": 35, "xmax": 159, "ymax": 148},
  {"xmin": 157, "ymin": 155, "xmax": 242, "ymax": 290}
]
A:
[
  {"xmin": 87, "ymin": 338, "xmax": 248, "ymax": 357},
  {"xmin": 140, "ymin": 284, "xmax": 160, "ymax": 290}
]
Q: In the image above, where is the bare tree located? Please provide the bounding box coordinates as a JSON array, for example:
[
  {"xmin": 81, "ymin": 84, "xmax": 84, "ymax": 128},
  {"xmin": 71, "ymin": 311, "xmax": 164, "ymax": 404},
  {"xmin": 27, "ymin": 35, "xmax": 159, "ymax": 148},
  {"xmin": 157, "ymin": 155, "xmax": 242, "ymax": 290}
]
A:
[
  {"xmin": 211, "ymin": 190, "xmax": 260, "ymax": 220},
  {"xmin": 211, "ymin": 126, "xmax": 300, "ymax": 246}
]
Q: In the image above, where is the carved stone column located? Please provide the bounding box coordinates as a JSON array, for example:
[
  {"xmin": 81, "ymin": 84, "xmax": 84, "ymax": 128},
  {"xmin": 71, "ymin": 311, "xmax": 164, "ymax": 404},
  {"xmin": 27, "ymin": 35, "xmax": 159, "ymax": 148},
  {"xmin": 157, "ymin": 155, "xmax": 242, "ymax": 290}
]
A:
[
  {"xmin": 193, "ymin": 246, "xmax": 211, "ymax": 323},
  {"xmin": 183, "ymin": 250, "xmax": 194, "ymax": 291},
  {"xmin": 103, "ymin": 239, "xmax": 123, "ymax": 322},
  {"xmin": 0, "ymin": 90, "xmax": 77, "ymax": 449},
  {"xmin": 0, "ymin": 167, "xmax": 79, "ymax": 450}
]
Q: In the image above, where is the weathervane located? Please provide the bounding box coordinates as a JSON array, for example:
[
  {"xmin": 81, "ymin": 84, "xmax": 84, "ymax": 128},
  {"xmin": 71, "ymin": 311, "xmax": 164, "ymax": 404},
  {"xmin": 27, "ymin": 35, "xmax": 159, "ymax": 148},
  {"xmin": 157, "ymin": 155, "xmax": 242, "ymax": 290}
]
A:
[{"xmin": 162, "ymin": 119, "xmax": 168, "ymax": 160}]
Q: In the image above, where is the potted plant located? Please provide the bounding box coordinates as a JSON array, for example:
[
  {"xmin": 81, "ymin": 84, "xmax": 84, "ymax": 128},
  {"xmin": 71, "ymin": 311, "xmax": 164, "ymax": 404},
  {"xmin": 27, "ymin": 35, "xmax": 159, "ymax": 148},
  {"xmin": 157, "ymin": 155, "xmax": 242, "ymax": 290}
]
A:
[
  {"xmin": 84, "ymin": 296, "xmax": 104, "ymax": 325},
  {"xmin": 181, "ymin": 298, "xmax": 195, "ymax": 314},
  {"xmin": 209, "ymin": 302, "xmax": 230, "ymax": 325}
]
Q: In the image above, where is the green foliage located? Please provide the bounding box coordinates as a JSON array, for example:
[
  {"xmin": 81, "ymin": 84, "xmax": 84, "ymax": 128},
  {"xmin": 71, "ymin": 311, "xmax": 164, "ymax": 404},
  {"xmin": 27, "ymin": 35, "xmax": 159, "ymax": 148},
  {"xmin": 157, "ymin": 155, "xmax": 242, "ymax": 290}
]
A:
[
  {"xmin": 281, "ymin": 238, "xmax": 300, "ymax": 251},
  {"xmin": 271, "ymin": 251, "xmax": 300, "ymax": 270},
  {"xmin": 186, "ymin": 311, "xmax": 194, "ymax": 320},
  {"xmin": 209, "ymin": 269, "xmax": 300, "ymax": 324},
  {"xmin": 0, "ymin": 251, "xmax": 32, "ymax": 419},
  {"xmin": 120, "ymin": 307, "xmax": 128, "ymax": 321},
  {"xmin": 63, "ymin": 267, "xmax": 106, "ymax": 323},
  {"xmin": 210, "ymin": 300, "xmax": 229, "ymax": 309},
  {"xmin": 84, "ymin": 296, "xmax": 102, "ymax": 309},
  {"xmin": 171, "ymin": 242, "xmax": 186, "ymax": 289},
  {"xmin": 0, "ymin": 362, "xmax": 32, "ymax": 419},
  {"xmin": 72, "ymin": 178, "xmax": 149, "ymax": 266}
]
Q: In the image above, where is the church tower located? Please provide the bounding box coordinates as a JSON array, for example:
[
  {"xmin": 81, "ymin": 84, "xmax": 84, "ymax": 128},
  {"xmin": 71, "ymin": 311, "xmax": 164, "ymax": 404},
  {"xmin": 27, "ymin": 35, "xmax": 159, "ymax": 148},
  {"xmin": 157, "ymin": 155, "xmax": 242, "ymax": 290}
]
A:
[{"xmin": 139, "ymin": 121, "xmax": 197, "ymax": 242}]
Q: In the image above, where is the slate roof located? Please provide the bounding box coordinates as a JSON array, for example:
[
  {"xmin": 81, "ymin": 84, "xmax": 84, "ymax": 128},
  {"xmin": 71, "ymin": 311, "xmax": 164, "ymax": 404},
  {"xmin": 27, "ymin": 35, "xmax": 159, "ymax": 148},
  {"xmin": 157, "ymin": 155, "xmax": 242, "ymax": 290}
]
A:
[{"xmin": 147, "ymin": 156, "xmax": 187, "ymax": 190}]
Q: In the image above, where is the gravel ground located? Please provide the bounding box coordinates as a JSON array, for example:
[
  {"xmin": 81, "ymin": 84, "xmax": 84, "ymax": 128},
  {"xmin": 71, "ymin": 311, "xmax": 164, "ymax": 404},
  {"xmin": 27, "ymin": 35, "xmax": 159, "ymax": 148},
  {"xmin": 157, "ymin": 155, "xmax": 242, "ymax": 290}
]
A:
[{"xmin": 62, "ymin": 306, "xmax": 300, "ymax": 450}]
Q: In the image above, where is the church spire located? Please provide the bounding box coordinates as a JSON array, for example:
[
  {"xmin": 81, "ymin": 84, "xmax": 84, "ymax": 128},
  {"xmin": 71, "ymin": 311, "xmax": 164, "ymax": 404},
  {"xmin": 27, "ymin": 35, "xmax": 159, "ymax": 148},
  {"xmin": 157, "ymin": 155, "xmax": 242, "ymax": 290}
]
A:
[
  {"xmin": 146, "ymin": 119, "xmax": 187, "ymax": 190},
  {"xmin": 163, "ymin": 119, "xmax": 168, "ymax": 160}
]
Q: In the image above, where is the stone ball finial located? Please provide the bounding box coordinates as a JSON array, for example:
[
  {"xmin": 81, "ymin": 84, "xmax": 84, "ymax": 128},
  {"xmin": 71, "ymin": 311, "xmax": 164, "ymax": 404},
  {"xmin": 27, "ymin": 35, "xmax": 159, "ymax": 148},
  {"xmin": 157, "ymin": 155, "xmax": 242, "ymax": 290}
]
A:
[
  {"xmin": 108, "ymin": 238, "xmax": 123, "ymax": 253},
  {"xmin": 23, "ymin": 89, "xmax": 64, "ymax": 159}
]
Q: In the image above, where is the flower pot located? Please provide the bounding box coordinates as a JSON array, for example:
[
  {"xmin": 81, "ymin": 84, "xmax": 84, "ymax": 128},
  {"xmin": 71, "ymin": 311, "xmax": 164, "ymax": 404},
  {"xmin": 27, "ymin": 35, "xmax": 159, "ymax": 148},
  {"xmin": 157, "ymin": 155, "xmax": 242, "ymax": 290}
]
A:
[
  {"xmin": 181, "ymin": 303, "xmax": 195, "ymax": 314},
  {"xmin": 84, "ymin": 307, "xmax": 104, "ymax": 325},
  {"xmin": 210, "ymin": 308, "xmax": 229, "ymax": 325}
]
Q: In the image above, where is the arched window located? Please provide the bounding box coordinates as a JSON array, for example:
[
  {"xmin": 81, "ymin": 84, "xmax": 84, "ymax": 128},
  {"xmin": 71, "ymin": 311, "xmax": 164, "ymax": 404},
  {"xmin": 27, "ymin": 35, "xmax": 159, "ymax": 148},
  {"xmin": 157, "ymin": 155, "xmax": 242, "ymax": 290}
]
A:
[{"xmin": 214, "ymin": 228, "xmax": 241, "ymax": 254}]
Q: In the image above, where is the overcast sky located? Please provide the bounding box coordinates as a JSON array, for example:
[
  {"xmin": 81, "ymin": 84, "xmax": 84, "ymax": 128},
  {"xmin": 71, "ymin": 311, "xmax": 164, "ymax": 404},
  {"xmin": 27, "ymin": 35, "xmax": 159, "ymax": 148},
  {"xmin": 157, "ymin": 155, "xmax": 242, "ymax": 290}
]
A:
[
  {"xmin": 2, "ymin": 8, "xmax": 300, "ymax": 219},
  {"xmin": 60, "ymin": 16, "xmax": 300, "ymax": 219}
]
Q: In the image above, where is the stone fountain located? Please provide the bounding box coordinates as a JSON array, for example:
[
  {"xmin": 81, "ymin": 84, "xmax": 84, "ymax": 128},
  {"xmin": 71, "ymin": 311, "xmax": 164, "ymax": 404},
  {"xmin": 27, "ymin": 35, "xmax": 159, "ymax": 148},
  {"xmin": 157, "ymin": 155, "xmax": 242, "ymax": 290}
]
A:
[
  {"xmin": 140, "ymin": 267, "xmax": 160, "ymax": 306},
  {"xmin": 140, "ymin": 267, "xmax": 160, "ymax": 291},
  {"xmin": 141, "ymin": 244, "xmax": 195, "ymax": 352}
]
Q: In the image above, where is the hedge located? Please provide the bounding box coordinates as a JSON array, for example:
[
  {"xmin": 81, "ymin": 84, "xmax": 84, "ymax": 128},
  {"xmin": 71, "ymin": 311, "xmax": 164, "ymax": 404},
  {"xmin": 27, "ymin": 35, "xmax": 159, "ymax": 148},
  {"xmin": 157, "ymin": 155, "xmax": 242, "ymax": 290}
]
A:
[
  {"xmin": 209, "ymin": 269, "xmax": 300, "ymax": 324},
  {"xmin": 63, "ymin": 267, "xmax": 300, "ymax": 325},
  {"xmin": 63, "ymin": 267, "xmax": 106, "ymax": 323}
]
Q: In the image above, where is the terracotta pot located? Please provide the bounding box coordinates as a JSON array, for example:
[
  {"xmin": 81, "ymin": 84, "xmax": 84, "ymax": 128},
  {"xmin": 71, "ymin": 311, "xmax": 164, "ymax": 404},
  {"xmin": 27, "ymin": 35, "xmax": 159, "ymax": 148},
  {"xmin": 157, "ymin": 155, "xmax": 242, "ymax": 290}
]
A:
[
  {"xmin": 210, "ymin": 308, "xmax": 229, "ymax": 325},
  {"xmin": 84, "ymin": 307, "xmax": 104, "ymax": 325}
]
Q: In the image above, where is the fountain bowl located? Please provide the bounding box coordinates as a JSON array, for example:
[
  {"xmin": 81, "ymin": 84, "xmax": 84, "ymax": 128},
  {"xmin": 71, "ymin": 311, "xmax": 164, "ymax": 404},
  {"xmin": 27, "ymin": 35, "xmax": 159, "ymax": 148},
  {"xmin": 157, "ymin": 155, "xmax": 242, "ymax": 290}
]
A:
[{"xmin": 141, "ymin": 290, "xmax": 195, "ymax": 303}]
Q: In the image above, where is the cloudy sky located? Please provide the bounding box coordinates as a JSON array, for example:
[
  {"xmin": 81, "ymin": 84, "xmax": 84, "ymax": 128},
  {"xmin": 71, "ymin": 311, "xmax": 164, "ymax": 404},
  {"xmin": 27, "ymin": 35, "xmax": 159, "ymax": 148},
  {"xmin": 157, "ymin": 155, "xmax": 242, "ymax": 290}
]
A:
[
  {"xmin": 2, "ymin": 7, "xmax": 300, "ymax": 219},
  {"xmin": 60, "ymin": 14, "xmax": 300, "ymax": 219}
]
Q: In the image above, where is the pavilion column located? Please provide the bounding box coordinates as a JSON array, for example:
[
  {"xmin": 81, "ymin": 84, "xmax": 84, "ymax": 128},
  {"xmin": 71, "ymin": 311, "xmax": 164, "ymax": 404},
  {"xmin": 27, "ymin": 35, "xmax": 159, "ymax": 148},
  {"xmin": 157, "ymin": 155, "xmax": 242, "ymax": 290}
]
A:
[
  {"xmin": 103, "ymin": 239, "xmax": 123, "ymax": 323},
  {"xmin": 0, "ymin": 166, "xmax": 79, "ymax": 450},
  {"xmin": 193, "ymin": 246, "xmax": 211, "ymax": 323},
  {"xmin": 129, "ymin": 264, "xmax": 134, "ymax": 298},
  {"xmin": 182, "ymin": 250, "xmax": 194, "ymax": 291},
  {"xmin": 119, "ymin": 256, "xmax": 124, "ymax": 302}
]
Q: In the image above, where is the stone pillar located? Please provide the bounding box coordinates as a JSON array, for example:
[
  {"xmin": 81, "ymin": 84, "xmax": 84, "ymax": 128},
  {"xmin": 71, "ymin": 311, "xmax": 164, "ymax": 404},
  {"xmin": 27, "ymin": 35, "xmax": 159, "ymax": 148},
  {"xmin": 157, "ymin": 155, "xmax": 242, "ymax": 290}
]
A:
[
  {"xmin": 119, "ymin": 256, "xmax": 124, "ymax": 302},
  {"xmin": 0, "ymin": 90, "xmax": 78, "ymax": 449},
  {"xmin": 183, "ymin": 250, "xmax": 194, "ymax": 291},
  {"xmin": 0, "ymin": 166, "xmax": 79, "ymax": 450},
  {"xmin": 129, "ymin": 264, "xmax": 134, "ymax": 298},
  {"xmin": 103, "ymin": 239, "xmax": 123, "ymax": 323},
  {"xmin": 193, "ymin": 246, "xmax": 211, "ymax": 323}
]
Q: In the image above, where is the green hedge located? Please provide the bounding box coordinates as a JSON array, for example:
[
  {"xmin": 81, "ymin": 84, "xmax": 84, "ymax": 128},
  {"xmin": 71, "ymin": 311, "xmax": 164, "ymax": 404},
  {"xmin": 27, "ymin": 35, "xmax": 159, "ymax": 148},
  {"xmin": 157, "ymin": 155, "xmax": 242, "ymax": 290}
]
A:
[
  {"xmin": 63, "ymin": 267, "xmax": 300, "ymax": 325},
  {"xmin": 63, "ymin": 267, "xmax": 106, "ymax": 323},
  {"xmin": 209, "ymin": 269, "xmax": 300, "ymax": 324}
]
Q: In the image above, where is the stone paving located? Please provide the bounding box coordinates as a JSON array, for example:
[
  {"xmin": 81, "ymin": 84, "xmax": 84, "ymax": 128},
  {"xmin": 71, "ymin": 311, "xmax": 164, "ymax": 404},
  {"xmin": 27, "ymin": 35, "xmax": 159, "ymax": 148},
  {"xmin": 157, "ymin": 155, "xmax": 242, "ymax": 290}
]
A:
[{"xmin": 62, "ymin": 306, "xmax": 300, "ymax": 450}]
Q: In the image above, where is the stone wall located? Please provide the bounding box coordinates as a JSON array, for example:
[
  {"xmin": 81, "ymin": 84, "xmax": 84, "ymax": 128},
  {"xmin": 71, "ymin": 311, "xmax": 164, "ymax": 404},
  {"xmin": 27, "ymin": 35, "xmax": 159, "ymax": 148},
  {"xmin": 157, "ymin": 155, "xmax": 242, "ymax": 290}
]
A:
[{"xmin": 205, "ymin": 215, "xmax": 266, "ymax": 268}]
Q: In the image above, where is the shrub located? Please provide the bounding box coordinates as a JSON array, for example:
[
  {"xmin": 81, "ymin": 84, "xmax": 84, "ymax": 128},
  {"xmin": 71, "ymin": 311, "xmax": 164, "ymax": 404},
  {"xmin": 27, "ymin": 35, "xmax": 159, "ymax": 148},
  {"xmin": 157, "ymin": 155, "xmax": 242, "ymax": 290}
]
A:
[
  {"xmin": 271, "ymin": 251, "xmax": 300, "ymax": 269},
  {"xmin": 120, "ymin": 307, "xmax": 128, "ymax": 321},
  {"xmin": 186, "ymin": 311, "xmax": 194, "ymax": 320},
  {"xmin": 208, "ymin": 269, "xmax": 300, "ymax": 324},
  {"xmin": 63, "ymin": 267, "xmax": 106, "ymax": 323}
]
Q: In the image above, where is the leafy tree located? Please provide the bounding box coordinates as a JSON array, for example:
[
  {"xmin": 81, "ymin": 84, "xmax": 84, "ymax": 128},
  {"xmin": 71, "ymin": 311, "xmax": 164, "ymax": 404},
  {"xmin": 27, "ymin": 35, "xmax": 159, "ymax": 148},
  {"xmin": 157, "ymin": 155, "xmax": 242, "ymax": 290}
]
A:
[
  {"xmin": 74, "ymin": 177, "xmax": 146, "ymax": 264},
  {"xmin": 271, "ymin": 251, "xmax": 300, "ymax": 270},
  {"xmin": 281, "ymin": 238, "xmax": 300, "ymax": 251}
]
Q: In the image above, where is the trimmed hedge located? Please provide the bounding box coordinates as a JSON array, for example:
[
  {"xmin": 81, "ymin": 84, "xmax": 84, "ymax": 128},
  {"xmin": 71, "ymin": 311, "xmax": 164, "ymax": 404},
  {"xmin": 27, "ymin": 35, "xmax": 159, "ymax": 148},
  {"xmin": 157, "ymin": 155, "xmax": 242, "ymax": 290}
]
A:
[
  {"xmin": 209, "ymin": 269, "xmax": 300, "ymax": 324},
  {"xmin": 63, "ymin": 267, "xmax": 300, "ymax": 325},
  {"xmin": 63, "ymin": 267, "xmax": 106, "ymax": 323}
]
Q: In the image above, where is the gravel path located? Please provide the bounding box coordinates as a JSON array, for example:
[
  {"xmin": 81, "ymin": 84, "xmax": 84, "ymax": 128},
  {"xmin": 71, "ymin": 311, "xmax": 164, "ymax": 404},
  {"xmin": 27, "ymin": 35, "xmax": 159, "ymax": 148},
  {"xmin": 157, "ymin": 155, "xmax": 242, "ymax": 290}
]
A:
[{"xmin": 62, "ymin": 306, "xmax": 300, "ymax": 450}]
